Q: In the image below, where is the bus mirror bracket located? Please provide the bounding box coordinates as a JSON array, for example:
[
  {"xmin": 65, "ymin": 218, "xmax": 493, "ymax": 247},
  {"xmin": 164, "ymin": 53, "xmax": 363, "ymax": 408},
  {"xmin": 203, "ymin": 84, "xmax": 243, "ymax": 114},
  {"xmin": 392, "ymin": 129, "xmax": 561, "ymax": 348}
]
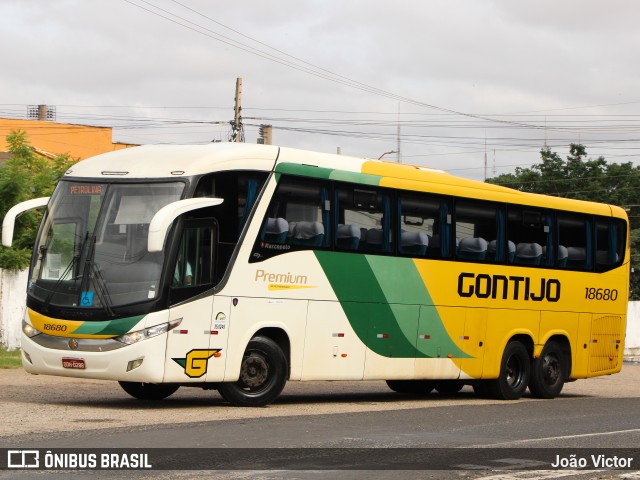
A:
[
  {"xmin": 2, "ymin": 197, "xmax": 50, "ymax": 247},
  {"xmin": 148, "ymin": 198, "xmax": 223, "ymax": 252}
]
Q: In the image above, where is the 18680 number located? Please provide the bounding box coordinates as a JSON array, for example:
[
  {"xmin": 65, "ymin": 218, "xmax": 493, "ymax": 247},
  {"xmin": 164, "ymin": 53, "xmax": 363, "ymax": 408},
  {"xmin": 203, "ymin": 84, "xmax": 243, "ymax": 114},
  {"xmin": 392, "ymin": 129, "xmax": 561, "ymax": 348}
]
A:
[{"xmin": 585, "ymin": 288, "xmax": 618, "ymax": 301}]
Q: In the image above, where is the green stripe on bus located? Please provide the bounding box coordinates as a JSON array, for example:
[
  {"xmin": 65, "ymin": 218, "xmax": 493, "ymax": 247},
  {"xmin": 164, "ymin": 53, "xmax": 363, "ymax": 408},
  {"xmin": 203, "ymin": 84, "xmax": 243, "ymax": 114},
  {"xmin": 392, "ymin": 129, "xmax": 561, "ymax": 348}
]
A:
[
  {"xmin": 314, "ymin": 251, "xmax": 470, "ymax": 359},
  {"xmin": 275, "ymin": 162, "xmax": 382, "ymax": 185},
  {"xmin": 73, "ymin": 315, "xmax": 145, "ymax": 336}
]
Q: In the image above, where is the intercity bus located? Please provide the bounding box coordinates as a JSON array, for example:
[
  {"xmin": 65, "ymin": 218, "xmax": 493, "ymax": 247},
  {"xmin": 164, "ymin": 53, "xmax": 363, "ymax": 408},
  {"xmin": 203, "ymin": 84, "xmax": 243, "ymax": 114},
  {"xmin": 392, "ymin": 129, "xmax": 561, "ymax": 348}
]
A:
[{"xmin": 3, "ymin": 143, "xmax": 629, "ymax": 406}]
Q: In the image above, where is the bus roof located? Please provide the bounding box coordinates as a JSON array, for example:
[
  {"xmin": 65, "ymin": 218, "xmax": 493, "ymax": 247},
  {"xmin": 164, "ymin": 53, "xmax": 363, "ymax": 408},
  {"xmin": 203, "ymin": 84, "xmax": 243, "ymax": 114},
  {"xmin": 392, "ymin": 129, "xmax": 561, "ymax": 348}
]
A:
[{"xmin": 64, "ymin": 142, "xmax": 625, "ymax": 219}]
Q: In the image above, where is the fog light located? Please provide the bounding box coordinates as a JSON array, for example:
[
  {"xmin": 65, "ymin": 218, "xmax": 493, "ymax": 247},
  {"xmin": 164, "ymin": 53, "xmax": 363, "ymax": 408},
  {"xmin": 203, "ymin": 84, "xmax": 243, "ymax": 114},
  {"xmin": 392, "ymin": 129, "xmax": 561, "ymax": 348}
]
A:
[{"xmin": 127, "ymin": 358, "xmax": 144, "ymax": 372}]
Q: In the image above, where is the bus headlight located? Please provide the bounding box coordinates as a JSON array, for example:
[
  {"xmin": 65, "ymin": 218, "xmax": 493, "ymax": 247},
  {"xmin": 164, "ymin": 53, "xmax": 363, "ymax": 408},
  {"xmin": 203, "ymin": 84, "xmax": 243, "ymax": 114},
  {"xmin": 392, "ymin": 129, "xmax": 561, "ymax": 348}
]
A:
[
  {"xmin": 22, "ymin": 321, "xmax": 42, "ymax": 338},
  {"xmin": 114, "ymin": 318, "xmax": 182, "ymax": 345}
]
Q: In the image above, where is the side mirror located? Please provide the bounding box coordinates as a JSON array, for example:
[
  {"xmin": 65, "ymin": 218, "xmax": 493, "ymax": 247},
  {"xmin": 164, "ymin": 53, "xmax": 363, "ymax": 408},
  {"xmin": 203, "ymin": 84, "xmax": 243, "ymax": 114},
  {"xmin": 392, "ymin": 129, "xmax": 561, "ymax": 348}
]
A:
[
  {"xmin": 148, "ymin": 198, "xmax": 223, "ymax": 252},
  {"xmin": 2, "ymin": 197, "xmax": 50, "ymax": 247}
]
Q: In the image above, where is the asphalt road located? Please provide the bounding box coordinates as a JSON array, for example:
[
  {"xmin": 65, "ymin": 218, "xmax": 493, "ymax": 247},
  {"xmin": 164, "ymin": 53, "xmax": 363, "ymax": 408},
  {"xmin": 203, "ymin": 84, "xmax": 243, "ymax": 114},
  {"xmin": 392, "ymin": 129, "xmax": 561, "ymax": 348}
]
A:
[{"xmin": 1, "ymin": 363, "xmax": 640, "ymax": 479}]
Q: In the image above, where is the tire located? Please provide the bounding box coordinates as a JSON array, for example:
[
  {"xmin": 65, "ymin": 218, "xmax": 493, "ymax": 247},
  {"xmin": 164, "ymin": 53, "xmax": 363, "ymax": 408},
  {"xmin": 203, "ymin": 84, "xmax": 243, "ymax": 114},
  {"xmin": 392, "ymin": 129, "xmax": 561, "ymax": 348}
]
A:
[
  {"xmin": 434, "ymin": 380, "xmax": 464, "ymax": 395},
  {"xmin": 529, "ymin": 340, "xmax": 565, "ymax": 399},
  {"xmin": 118, "ymin": 381, "xmax": 179, "ymax": 400},
  {"xmin": 488, "ymin": 341, "xmax": 531, "ymax": 400},
  {"xmin": 386, "ymin": 380, "xmax": 434, "ymax": 394},
  {"xmin": 218, "ymin": 336, "xmax": 288, "ymax": 407}
]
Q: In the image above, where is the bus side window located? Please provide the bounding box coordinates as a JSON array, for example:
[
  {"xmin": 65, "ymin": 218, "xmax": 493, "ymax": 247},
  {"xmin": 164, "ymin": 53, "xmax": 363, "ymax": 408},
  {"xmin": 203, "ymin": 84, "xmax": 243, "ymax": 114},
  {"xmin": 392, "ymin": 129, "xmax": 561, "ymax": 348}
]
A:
[
  {"xmin": 507, "ymin": 207, "xmax": 551, "ymax": 267},
  {"xmin": 454, "ymin": 200, "xmax": 501, "ymax": 263},
  {"xmin": 252, "ymin": 176, "xmax": 329, "ymax": 261},
  {"xmin": 558, "ymin": 214, "xmax": 592, "ymax": 271},
  {"xmin": 172, "ymin": 220, "xmax": 216, "ymax": 288},
  {"xmin": 595, "ymin": 218, "xmax": 625, "ymax": 272},
  {"xmin": 336, "ymin": 186, "xmax": 393, "ymax": 254},
  {"xmin": 398, "ymin": 193, "xmax": 441, "ymax": 258}
]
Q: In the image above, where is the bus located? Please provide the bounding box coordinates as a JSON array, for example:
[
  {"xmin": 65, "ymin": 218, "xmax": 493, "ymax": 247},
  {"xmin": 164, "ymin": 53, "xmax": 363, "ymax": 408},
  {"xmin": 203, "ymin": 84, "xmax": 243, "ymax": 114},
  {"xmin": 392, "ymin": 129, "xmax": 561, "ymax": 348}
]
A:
[{"xmin": 2, "ymin": 143, "xmax": 629, "ymax": 406}]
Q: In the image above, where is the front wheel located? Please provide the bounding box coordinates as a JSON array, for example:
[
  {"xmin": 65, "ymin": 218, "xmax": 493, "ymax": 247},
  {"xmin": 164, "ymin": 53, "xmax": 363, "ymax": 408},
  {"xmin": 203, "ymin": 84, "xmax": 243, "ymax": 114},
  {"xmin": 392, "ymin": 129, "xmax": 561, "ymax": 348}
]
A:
[
  {"xmin": 119, "ymin": 381, "xmax": 179, "ymax": 400},
  {"xmin": 488, "ymin": 341, "xmax": 530, "ymax": 400},
  {"xmin": 218, "ymin": 336, "xmax": 288, "ymax": 407},
  {"xmin": 529, "ymin": 341, "xmax": 565, "ymax": 399}
]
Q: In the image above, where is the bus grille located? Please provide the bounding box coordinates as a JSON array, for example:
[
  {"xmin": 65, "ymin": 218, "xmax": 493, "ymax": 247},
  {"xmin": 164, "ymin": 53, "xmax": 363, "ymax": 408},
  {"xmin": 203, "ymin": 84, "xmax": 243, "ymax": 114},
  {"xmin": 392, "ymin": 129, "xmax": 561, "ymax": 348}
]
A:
[{"xmin": 589, "ymin": 315, "xmax": 622, "ymax": 374}]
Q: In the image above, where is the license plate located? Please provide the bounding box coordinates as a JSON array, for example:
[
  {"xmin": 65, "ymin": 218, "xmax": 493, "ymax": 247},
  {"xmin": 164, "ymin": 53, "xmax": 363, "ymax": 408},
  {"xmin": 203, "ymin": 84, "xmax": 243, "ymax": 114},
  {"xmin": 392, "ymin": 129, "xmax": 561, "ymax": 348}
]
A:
[{"xmin": 62, "ymin": 358, "xmax": 86, "ymax": 369}]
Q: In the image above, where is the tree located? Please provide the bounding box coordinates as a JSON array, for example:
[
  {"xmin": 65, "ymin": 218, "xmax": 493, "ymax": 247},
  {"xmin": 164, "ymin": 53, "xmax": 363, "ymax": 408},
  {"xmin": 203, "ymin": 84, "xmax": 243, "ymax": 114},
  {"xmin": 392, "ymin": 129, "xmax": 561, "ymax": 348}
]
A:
[
  {"xmin": 0, "ymin": 131, "xmax": 76, "ymax": 270},
  {"xmin": 487, "ymin": 144, "xmax": 640, "ymax": 299}
]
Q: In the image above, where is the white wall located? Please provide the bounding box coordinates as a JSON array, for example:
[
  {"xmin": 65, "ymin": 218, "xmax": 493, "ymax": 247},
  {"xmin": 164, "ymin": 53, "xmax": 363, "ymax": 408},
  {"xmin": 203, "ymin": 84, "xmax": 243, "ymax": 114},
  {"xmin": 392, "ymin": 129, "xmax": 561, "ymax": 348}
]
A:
[
  {"xmin": 1, "ymin": 267, "xmax": 640, "ymax": 355},
  {"xmin": 0, "ymin": 268, "xmax": 28, "ymax": 350}
]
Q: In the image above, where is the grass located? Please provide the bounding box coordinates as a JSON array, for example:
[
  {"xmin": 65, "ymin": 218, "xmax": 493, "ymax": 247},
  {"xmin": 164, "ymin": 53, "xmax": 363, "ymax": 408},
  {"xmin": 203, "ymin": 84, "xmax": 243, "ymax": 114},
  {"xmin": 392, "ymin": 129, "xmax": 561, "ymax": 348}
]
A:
[{"xmin": 0, "ymin": 347, "xmax": 22, "ymax": 368}]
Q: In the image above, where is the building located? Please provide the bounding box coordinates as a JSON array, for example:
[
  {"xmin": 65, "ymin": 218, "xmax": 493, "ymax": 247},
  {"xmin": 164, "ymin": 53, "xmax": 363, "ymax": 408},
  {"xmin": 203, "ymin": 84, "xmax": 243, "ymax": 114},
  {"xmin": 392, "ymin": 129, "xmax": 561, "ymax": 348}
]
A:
[{"xmin": 0, "ymin": 117, "xmax": 137, "ymax": 161}]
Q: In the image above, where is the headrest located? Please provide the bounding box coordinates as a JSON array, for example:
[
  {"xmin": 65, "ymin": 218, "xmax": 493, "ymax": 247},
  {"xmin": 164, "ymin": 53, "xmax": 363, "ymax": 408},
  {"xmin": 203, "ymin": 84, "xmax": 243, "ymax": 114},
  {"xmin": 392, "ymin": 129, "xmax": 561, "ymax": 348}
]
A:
[
  {"xmin": 401, "ymin": 231, "xmax": 428, "ymax": 247},
  {"xmin": 337, "ymin": 224, "xmax": 361, "ymax": 239},
  {"xmin": 292, "ymin": 221, "xmax": 324, "ymax": 239},
  {"xmin": 266, "ymin": 217, "xmax": 288, "ymax": 234},
  {"xmin": 459, "ymin": 237, "xmax": 488, "ymax": 253}
]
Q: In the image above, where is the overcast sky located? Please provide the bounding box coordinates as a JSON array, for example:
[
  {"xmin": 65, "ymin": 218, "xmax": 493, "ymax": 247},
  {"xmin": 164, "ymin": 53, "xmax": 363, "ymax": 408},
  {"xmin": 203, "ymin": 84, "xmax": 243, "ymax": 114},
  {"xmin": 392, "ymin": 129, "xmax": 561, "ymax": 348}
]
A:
[{"xmin": 1, "ymin": 0, "xmax": 639, "ymax": 181}]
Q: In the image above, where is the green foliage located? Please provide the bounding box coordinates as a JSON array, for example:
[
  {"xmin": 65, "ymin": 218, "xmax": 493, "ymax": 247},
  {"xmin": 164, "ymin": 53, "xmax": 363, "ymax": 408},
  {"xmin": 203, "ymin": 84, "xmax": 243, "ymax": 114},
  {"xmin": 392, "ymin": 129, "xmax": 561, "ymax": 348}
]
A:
[
  {"xmin": 487, "ymin": 144, "xmax": 640, "ymax": 299},
  {"xmin": 0, "ymin": 131, "xmax": 76, "ymax": 271},
  {"xmin": 0, "ymin": 347, "xmax": 22, "ymax": 368}
]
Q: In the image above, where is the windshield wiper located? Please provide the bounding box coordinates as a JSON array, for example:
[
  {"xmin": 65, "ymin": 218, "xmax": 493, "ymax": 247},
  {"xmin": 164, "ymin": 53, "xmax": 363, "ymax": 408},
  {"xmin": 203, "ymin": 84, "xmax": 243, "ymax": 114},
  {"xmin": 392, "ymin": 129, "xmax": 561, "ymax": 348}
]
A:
[{"xmin": 78, "ymin": 234, "xmax": 115, "ymax": 317}]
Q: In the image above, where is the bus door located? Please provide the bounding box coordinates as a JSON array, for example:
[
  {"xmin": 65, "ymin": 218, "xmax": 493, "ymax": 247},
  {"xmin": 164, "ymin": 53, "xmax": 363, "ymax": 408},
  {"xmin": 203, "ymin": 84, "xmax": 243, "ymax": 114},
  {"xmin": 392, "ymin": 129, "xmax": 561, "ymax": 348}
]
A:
[{"xmin": 163, "ymin": 219, "xmax": 229, "ymax": 382}]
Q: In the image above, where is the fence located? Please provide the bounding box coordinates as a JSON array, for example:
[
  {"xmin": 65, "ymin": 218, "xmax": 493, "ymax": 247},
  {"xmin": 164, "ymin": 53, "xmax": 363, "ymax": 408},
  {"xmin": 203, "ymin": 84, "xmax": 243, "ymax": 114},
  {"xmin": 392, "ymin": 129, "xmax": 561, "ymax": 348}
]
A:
[{"xmin": 1, "ymin": 269, "xmax": 639, "ymax": 356}]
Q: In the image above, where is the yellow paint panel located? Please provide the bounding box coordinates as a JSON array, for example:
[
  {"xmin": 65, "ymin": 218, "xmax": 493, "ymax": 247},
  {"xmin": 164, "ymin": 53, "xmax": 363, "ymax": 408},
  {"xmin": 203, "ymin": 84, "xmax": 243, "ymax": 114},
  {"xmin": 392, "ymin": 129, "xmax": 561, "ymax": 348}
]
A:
[{"xmin": 27, "ymin": 308, "xmax": 113, "ymax": 339}]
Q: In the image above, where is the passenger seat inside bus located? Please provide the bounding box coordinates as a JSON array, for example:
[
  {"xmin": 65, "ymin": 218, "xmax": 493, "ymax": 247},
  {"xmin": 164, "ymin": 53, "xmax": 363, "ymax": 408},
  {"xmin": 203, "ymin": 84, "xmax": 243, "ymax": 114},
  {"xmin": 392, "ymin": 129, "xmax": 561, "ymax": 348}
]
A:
[
  {"xmin": 399, "ymin": 231, "xmax": 429, "ymax": 256},
  {"xmin": 487, "ymin": 240, "xmax": 516, "ymax": 263},
  {"xmin": 263, "ymin": 217, "xmax": 289, "ymax": 244},
  {"xmin": 290, "ymin": 221, "xmax": 325, "ymax": 247},
  {"xmin": 337, "ymin": 224, "xmax": 361, "ymax": 250},
  {"xmin": 514, "ymin": 242, "xmax": 543, "ymax": 265},
  {"xmin": 567, "ymin": 246, "xmax": 586, "ymax": 269},
  {"xmin": 457, "ymin": 237, "xmax": 488, "ymax": 261}
]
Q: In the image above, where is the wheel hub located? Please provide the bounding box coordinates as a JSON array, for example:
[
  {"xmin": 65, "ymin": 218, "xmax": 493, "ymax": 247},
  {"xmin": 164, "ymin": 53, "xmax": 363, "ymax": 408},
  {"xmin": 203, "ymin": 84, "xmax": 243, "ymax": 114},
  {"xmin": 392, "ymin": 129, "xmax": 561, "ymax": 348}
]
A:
[{"xmin": 240, "ymin": 354, "xmax": 269, "ymax": 388}]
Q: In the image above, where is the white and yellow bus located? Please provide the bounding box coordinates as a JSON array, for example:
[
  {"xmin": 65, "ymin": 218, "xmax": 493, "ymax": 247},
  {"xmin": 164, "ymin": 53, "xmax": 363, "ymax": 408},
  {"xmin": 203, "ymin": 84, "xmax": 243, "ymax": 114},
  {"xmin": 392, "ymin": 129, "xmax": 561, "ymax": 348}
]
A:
[{"xmin": 3, "ymin": 143, "xmax": 629, "ymax": 406}]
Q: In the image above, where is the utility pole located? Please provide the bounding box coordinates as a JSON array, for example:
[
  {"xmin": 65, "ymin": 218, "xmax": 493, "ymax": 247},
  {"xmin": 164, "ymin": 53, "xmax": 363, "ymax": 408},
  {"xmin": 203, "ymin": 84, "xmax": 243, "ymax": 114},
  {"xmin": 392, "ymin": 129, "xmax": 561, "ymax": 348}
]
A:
[
  {"xmin": 397, "ymin": 102, "xmax": 401, "ymax": 163},
  {"xmin": 258, "ymin": 125, "xmax": 273, "ymax": 145},
  {"xmin": 230, "ymin": 77, "xmax": 244, "ymax": 142}
]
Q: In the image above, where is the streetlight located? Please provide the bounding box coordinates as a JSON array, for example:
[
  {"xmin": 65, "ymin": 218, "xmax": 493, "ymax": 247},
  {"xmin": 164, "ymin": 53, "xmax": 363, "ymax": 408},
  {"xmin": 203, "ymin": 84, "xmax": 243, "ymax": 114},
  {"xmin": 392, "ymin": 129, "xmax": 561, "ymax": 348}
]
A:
[{"xmin": 378, "ymin": 150, "xmax": 398, "ymax": 160}]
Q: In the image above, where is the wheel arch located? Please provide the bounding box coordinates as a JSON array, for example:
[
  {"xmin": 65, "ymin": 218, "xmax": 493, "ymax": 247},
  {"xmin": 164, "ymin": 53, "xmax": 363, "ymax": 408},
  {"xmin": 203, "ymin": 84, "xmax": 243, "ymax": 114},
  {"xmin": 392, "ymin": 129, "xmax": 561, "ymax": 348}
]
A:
[
  {"xmin": 509, "ymin": 333, "xmax": 534, "ymax": 359},
  {"xmin": 253, "ymin": 327, "xmax": 291, "ymax": 379}
]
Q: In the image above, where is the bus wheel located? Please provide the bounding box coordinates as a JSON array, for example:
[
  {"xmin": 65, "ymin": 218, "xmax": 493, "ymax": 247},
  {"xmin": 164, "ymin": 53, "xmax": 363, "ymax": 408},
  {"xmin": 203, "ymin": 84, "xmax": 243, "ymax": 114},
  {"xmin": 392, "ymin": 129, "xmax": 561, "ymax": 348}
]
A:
[
  {"xmin": 434, "ymin": 380, "xmax": 464, "ymax": 394},
  {"xmin": 118, "ymin": 382, "xmax": 179, "ymax": 400},
  {"xmin": 529, "ymin": 341, "xmax": 565, "ymax": 399},
  {"xmin": 386, "ymin": 380, "xmax": 434, "ymax": 394},
  {"xmin": 218, "ymin": 336, "xmax": 287, "ymax": 407},
  {"xmin": 488, "ymin": 341, "xmax": 530, "ymax": 400}
]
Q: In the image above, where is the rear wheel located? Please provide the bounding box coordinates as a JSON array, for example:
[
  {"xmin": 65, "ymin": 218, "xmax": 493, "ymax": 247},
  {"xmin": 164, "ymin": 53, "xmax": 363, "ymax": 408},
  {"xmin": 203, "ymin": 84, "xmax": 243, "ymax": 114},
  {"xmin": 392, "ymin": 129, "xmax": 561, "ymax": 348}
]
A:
[
  {"xmin": 529, "ymin": 340, "xmax": 565, "ymax": 399},
  {"xmin": 488, "ymin": 341, "xmax": 530, "ymax": 400},
  {"xmin": 218, "ymin": 336, "xmax": 288, "ymax": 407},
  {"xmin": 386, "ymin": 380, "xmax": 434, "ymax": 394},
  {"xmin": 119, "ymin": 381, "xmax": 179, "ymax": 400}
]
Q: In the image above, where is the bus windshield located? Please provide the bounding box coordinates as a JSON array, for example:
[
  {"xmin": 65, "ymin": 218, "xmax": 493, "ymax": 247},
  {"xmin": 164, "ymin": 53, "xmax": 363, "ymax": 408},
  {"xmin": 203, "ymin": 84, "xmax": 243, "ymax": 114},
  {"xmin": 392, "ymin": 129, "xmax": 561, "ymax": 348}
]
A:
[{"xmin": 29, "ymin": 180, "xmax": 184, "ymax": 312}]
